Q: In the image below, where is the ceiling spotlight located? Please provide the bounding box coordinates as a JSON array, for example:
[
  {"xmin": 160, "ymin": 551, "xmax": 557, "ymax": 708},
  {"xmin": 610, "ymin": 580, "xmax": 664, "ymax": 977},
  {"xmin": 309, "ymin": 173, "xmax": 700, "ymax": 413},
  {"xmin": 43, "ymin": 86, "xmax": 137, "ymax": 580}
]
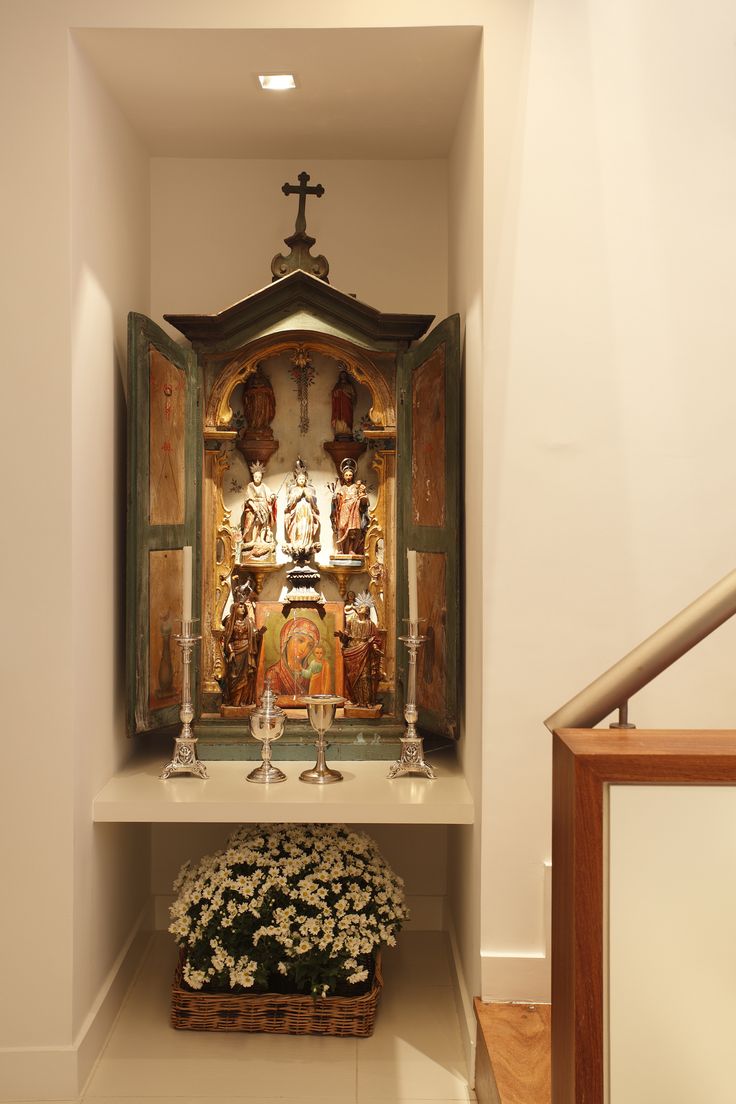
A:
[{"xmin": 258, "ymin": 74, "xmax": 297, "ymax": 91}]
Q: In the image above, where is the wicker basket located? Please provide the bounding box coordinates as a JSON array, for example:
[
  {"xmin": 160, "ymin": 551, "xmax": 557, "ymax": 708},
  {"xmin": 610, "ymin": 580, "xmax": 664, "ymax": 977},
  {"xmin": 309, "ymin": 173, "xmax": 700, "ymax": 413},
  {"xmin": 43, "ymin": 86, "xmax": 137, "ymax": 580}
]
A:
[{"xmin": 170, "ymin": 951, "xmax": 383, "ymax": 1036}]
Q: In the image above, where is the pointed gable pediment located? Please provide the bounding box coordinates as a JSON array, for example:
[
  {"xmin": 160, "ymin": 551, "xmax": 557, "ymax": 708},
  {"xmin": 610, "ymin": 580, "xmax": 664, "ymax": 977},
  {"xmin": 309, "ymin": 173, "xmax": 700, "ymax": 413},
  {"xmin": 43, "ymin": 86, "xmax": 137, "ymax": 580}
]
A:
[{"xmin": 164, "ymin": 270, "xmax": 433, "ymax": 352}]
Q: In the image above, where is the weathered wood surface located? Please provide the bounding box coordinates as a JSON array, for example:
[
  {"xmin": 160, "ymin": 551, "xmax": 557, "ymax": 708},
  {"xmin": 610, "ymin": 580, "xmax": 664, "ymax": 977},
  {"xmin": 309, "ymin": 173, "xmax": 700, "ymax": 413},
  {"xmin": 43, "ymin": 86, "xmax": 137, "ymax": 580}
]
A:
[
  {"xmin": 126, "ymin": 311, "xmax": 201, "ymax": 736},
  {"xmin": 397, "ymin": 313, "xmax": 461, "ymax": 740},
  {"xmin": 475, "ymin": 999, "xmax": 551, "ymax": 1104},
  {"xmin": 165, "ymin": 269, "xmax": 433, "ymax": 350}
]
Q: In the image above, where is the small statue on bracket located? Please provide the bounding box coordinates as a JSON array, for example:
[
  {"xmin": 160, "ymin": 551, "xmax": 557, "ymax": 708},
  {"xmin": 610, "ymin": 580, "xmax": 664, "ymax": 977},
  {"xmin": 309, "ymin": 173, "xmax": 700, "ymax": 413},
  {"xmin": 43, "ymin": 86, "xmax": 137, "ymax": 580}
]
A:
[
  {"xmin": 221, "ymin": 581, "xmax": 265, "ymax": 710},
  {"xmin": 240, "ymin": 462, "xmax": 277, "ymax": 561},
  {"xmin": 236, "ymin": 364, "xmax": 279, "ymax": 469},
  {"xmin": 334, "ymin": 592, "xmax": 385, "ymax": 717},
  {"xmin": 330, "ymin": 458, "xmax": 370, "ymax": 560},
  {"xmin": 282, "ymin": 458, "xmax": 321, "ymax": 561},
  {"xmin": 242, "ymin": 364, "xmax": 276, "ymax": 438},
  {"xmin": 331, "ymin": 366, "xmax": 357, "ymax": 440},
  {"xmin": 323, "ymin": 366, "xmax": 366, "ymax": 478}
]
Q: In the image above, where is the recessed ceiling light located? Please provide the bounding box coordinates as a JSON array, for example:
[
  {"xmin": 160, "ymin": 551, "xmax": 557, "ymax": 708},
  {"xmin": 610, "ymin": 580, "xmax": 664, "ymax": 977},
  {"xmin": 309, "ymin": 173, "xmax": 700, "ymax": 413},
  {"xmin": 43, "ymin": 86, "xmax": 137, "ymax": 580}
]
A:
[{"xmin": 258, "ymin": 74, "xmax": 297, "ymax": 91}]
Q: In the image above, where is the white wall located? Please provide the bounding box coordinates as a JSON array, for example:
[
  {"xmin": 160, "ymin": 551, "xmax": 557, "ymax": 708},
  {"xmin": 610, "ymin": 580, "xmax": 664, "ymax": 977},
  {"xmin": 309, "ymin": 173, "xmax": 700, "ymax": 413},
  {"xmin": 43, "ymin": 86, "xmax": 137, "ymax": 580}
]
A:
[
  {"xmin": 446, "ymin": 34, "xmax": 484, "ymax": 1062},
  {"xmin": 479, "ymin": 0, "xmax": 736, "ymax": 1002},
  {"xmin": 0, "ymin": 5, "xmax": 76, "ymax": 1085},
  {"xmin": 0, "ymin": 10, "xmax": 154, "ymax": 1095},
  {"xmin": 150, "ymin": 157, "xmax": 448, "ymax": 334},
  {"xmin": 69, "ymin": 39, "xmax": 151, "ymax": 1060}
]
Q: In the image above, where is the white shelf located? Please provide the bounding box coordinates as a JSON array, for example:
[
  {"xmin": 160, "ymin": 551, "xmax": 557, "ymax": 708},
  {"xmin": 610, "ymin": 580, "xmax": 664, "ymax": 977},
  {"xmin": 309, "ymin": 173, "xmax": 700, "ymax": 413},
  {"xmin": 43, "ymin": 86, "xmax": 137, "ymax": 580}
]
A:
[{"xmin": 93, "ymin": 749, "xmax": 474, "ymax": 825}]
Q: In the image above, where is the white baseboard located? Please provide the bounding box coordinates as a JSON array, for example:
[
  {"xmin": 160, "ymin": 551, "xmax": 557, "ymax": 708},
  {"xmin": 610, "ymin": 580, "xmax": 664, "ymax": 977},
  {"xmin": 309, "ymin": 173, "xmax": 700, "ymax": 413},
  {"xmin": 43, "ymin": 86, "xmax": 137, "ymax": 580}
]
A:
[
  {"xmin": 154, "ymin": 892, "xmax": 447, "ymax": 933},
  {"xmin": 76, "ymin": 908, "xmax": 153, "ymax": 1096},
  {"xmin": 480, "ymin": 949, "xmax": 550, "ymax": 1003},
  {"xmin": 0, "ymin": 904, "xmax": 152, "ymax": 1103},
  {"xmin": 447, "ymin": 919, "xmax": 477, "ymax": 1088},
  {"xmin": 481, "ymin": 861, "xmax": 552, "ymax": 1004},
  {"xmin": 0, "ymin": 1045, "xmax": 78, "ymax": 1103}
]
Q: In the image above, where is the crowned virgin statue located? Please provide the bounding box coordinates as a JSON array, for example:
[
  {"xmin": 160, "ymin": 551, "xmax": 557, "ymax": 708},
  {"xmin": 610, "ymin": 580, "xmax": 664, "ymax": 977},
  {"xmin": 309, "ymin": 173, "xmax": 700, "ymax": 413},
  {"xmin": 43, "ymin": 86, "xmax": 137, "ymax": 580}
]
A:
[{"xmin": 282, "ymin": 460, "xmax": 321, "ymax": 560}]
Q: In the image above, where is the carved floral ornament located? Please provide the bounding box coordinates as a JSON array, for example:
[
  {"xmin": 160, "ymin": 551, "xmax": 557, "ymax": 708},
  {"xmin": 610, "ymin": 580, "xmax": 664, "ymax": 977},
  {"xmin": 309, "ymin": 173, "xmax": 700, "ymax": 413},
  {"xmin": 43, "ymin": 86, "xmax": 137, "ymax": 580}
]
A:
[{"xmin": 204, "ymin": 335, "xmax": 395, "ymax": 435}]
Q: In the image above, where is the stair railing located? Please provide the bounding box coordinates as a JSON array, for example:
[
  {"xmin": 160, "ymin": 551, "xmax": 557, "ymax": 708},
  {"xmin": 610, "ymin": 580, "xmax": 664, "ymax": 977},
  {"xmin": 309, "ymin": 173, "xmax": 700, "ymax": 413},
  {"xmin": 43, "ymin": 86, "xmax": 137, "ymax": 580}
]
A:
[
  {"xmin": 544, "ymin": 568, "xmax": 736, "ymax": 732},
  {"xmin": 547, "ymin": 566, "xmax": 736, "ymax": 1104}
]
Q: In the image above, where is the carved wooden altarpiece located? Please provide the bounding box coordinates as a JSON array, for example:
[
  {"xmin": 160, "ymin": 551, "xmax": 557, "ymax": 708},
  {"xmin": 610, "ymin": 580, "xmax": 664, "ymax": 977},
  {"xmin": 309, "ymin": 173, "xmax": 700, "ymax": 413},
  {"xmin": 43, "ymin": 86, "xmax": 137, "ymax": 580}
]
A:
[{"xmin": 127, "ymin": 175, "xmax": 461, "ymax": 759}]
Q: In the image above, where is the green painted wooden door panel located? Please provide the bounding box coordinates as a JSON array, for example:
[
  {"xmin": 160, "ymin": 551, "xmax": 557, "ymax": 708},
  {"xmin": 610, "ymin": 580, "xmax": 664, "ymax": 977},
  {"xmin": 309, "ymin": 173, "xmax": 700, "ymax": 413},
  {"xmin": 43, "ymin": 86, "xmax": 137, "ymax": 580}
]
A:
[
  {"xmin": 397, "ymin": 314, "xmax": 461, "ymax": 740},
  {"xmin": 126, "ymin": 313, "xmax": 201, "ymax": 735}
]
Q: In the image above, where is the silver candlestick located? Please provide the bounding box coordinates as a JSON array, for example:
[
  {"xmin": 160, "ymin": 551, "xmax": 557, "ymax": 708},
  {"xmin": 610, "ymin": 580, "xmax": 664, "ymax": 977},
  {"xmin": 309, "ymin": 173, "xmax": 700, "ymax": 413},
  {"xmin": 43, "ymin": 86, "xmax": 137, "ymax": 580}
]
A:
[
  {"xmin": 160, "ymin": 619, "xmax": 208, "ymax": 780},
  {"xmin": 388, "ymin": 618, "xmax": 435, "ymax": 779},
  {"xmin": 300, "ymin": 695, "xmax": 345, "ymax": 784}
]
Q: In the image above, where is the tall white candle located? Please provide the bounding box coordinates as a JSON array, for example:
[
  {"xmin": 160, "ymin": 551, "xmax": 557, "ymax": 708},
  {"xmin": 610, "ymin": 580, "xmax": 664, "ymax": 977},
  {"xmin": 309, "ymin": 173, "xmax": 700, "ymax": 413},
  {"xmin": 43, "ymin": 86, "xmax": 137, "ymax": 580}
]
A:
[
  {"xmin": 407, "ymin": 549, "xmax": 418, "ymax": 623},
  {"xmin": 182, "ymin": 545, "xmax": 193, "ymax": 622}
]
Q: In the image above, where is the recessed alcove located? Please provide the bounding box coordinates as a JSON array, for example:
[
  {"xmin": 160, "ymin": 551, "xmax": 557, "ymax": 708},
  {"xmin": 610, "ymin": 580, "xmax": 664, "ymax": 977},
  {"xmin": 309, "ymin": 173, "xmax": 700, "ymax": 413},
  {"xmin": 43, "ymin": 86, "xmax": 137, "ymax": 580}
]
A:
[
  {"xmin": 11, "ymin": 5, "xmax": 734, "ymax": 1100},
  {"xmin": 70, "ymin": 17, "xmax": 484, "ymax": 1091}
]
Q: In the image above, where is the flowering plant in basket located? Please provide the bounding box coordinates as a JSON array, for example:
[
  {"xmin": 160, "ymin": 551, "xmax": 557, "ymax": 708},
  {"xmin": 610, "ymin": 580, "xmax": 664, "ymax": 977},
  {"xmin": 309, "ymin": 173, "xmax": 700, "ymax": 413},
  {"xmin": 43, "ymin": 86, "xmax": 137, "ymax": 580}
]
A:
[{"xmin": 169, "ymin": 823, "xmax": 408, "ymax": 998}]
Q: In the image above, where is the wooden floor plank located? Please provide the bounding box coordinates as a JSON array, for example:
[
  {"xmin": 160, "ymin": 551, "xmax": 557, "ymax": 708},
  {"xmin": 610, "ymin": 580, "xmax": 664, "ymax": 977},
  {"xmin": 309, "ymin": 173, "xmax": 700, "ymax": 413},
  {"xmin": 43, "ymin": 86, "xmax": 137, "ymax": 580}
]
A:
[{"xmin": 474, "ymin": 1000, "xmax": 551, "ymax": 1104}]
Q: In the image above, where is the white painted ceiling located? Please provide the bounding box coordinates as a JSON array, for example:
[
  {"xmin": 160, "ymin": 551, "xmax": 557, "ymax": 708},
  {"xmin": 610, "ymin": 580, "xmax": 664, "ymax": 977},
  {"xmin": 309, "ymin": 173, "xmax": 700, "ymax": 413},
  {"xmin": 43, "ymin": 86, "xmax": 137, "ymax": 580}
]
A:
[{"xmin": 74, "ymin": 27, "xmax": 481, "ymax": 159}]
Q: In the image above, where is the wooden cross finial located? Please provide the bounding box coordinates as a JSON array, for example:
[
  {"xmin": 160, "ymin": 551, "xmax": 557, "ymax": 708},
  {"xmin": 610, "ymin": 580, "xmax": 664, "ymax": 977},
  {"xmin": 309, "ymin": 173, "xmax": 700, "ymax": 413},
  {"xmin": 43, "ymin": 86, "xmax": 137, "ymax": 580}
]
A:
[
  {"xmin": 282, "ymin": 171, "xmax": 325, "ymax": 236},
  {"xmin": 271, "ymin": 170, "xmax": 330, "ymax": 283}
]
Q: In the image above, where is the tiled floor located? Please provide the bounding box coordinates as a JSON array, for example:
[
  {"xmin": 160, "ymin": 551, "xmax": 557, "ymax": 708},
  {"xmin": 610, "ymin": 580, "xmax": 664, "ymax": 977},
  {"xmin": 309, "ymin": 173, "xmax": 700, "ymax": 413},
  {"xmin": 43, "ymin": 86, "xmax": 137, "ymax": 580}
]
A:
[{"xmin": 69, "ymin": 930, "xmax": 474, "ymax": 1104}]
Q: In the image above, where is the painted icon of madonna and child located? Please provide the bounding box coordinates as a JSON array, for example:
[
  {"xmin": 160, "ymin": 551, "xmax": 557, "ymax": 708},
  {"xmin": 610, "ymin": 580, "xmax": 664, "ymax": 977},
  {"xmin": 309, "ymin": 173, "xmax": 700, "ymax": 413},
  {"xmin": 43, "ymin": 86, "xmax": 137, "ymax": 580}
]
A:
[{"xmin": 255, "ymin": 603, "xmax": 344, "ymax": 707}]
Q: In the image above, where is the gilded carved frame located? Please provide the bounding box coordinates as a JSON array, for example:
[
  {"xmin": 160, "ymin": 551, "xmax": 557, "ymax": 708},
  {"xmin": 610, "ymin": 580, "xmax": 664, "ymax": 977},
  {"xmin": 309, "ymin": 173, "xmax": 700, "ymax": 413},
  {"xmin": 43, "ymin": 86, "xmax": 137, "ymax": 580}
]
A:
[{"xmin": 200, "ymin": 332, "xmax": 395, "ymax": 707}]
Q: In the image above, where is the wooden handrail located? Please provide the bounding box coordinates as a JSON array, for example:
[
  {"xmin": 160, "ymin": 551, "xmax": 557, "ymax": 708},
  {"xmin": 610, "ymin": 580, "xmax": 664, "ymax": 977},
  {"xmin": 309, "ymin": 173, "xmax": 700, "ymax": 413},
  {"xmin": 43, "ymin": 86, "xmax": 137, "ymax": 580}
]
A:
[{"xmin": 544, "ymin": 569, "xmax": 736, "ymax": 732}]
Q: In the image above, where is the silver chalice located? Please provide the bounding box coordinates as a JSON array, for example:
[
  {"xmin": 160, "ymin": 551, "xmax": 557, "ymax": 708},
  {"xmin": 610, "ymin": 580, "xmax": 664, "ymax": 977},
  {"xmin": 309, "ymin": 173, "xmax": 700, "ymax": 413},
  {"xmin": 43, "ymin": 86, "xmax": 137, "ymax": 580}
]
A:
[
  {"xmin": 247, "ymin": 681, "xmax": 287, "ymax": 783},
  {"xmin": 299, "ymin": 694, "xmax": 345, "ymax": 784}
]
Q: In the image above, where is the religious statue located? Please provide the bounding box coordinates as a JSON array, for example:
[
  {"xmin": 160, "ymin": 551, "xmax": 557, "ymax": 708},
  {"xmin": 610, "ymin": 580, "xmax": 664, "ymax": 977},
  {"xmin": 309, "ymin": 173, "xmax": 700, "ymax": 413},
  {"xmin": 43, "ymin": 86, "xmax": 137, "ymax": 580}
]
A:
[
  {"xmin": 307, "ymin": 642, "xmax": 333, "ymax": 694},
  {"xmin": 265, "ymin": 615, "xmax": 322, "ymax": 698},
  {"xmin": 331, "ymin": 367, "xmax": 357, "ymax": 439},
  {"xmin": 344, "ymin": 590, "xmax": 358, "ymax": 621},
  {"xmin": 222, "ymin": 586, "xmax": 265, "ymax": 707},
  {"xmin": 242, "ymin": 364, "xmax": 276, "ymax": 437},
  {"xmin": 334, "ymin": 595, "xmax": 385, "ymax": 711},
  {"xmin": 330, "ymin": 458, "xmax": 369, "ymax": 558},
  {"xmin": 283, "ymin": 459, "xmax": 321, "ymax": 559},
  {"xmin": 240, "ymin": 462, "xmax": 277, "ymax": 560}
]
